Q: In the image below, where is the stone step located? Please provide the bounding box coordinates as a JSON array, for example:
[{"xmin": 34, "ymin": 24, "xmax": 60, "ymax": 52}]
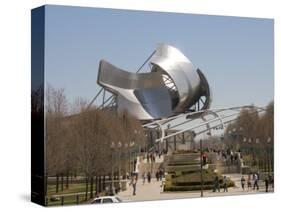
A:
[{"xmin": 166, "ymin": 164, "xmax": 201, "ymax": 173}]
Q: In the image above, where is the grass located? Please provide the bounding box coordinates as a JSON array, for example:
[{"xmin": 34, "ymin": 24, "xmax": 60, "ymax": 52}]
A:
[
  {"xmin": 47, "ymin": 182, "xmax": 95, "ymax": 195},
  {"xmin": 46, "ymin": 182, "xmax": 96, "ymax": 206},
  {"xmin": 47, "ymin": 193, "xmax": 88, "ymax": 206}
]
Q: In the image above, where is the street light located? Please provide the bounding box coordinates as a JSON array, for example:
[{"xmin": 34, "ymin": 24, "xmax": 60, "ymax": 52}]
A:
[
  {"xmin": 267, "ymin": 137, "xmax": 273, "ymax": 173},
  {"xmin": 242, "ymin": 137, "xmax": 247, "ymax": 155},
  {"xmin": 110, "ymin": 141, "xmax": 115, "ymax": 191},
  {"xmin": 118, "ymin": 141, "xmax": 122, "ymax": 187},
  {"xmin": 200, "ymin": 139, "xmax": 203, "ymax": 197},
  {"xmin": 255, "ymin": 138, "xmax": 261, "ymax": 170},
  {"xmin": 129, "ymin": 141, "xmax": 135, "ymax": 175},
  {"xmin": 124, "ymin": 142, "xmax": 128, "ymax": 177}
]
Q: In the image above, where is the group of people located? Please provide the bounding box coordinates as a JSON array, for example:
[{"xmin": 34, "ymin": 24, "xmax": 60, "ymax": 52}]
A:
[
  {"xmin": 146, "ymin": 152, "xmax": 156, "ymax": 163},
  {"xmin": 213, "ymin": 148, "xmax": 242, "ymax": 165},
  {"xmin": 141, "ymin": 171, "xmax": 152, "ymax": 184},
  {"xmin": 129, "ymin": 168, "xmax": 165, "ymax": 196},
  {"xmin": 141, "ymin": 168, "xmax": 165, "ymax": 185},
  {"xmin": 241, "ymin": 173, "xmax": 273, "ymax": 192},
  {"xmin": 145, "ymin": 149, "xmax": 167, "ymax": 163},
  {"xmin": 213, "ymin": 172, "xmax": 274, "ymax": 193},
  {"xmin": 155, "ymin": 168, "xmax": 164, "ymax": 181},
  {"xmin": 213, "ymin": 175, "xmax": 229, "ymax": 192},
  {"xmin": 240, "ymin": 173, "xmax": 259, "ymax": 191}
]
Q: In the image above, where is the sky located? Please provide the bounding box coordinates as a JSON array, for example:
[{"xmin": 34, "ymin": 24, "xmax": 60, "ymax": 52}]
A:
[{"xmin": 44, "ymin": 5, "xmax": 274, "ymax": 109}]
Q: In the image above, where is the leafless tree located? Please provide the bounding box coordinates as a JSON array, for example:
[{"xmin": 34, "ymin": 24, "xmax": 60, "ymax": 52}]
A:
[
  {"xmin": 46, "ymin": 86, "xmax": 146, "ymax": 199},
  {"xmin": 224, "ymin": 101, "xmax": 274, "ymax": 171}
]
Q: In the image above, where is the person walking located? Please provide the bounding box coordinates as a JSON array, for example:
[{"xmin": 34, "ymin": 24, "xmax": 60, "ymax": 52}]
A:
[
  {"xmin": 147, "ymin": 172, "xmax": 151, "ymax": 183},
  {"xmin": 142, "ymin": 172, "xmax": 146, "ymax": 185},
  {"xmin": 159, "ymin": 169, "xmax": 163, "ymax": 181},
  {"xmin": 130, "ymin": 175, "xmax": 137, "ymax": 195},
  {"xmin": 265, "ymin": 176, "xmax": 269, "ymax": 192},
  {"xmin": 213, "ymin": 176, "xmax": 220, "ymax": 192},
  {"xmin": 241, "ymin": 175, "xmax": 246, "ymax": 191},
  {"xmin": 223, "ymin": 176, "xmax": 228, "ymax": 192},
  {"xmin": 156, "ymin": 171, "xmax": 159, "ymax": 181},
  {"xmin": 269, "ymin": 175, "xmax": 274, "ymax": 188},
  {"xmin": 253, "ymin": 173, "xmax": 259, "ymax": 190},
  {"xmin": 247, "ymin": 174, "xmax": 252, "ymax": 191}
]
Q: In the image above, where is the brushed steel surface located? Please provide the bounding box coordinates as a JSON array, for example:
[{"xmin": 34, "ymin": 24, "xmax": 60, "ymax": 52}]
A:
[{"xmin": 97, "ymin": 44, "xmax": 211, "ymax": 120}]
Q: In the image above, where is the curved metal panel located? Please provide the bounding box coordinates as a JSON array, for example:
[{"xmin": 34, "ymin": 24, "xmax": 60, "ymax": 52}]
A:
[
  {"xmin": 97, "ymin": 60, "xmax": 172, "ymax": 120},
  {"xmin": 96, "ymin": 44, "xmax": 212, "ymax": 121},
  {"xmin": 98, "ymin": 60, "xmax": 165, "ymax": 91},
  {"xmin": 197, "ymin": 68, "xmax": 212, "ymax": 110},
  {"xmin": 150, "ymin": 44, "xmax": 201, "ymax": 113},
  {"xmin": 134, "ymin": 87, "xmax": 172, "ymax": 118}
]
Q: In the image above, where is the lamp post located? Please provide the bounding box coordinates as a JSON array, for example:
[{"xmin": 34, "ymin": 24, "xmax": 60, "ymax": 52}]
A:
[
  {"xmin": 200, "ymin": 139, "xmax": 203, "ymax": 197},
  {"xmin": 248, "ymin": 138, "xmax": 255, "ymax": 166},
  {"xmin": 255, "ymin": 138, "xmax": 260, "ymax": 171},
  {"xmin": 232, "ymin": 128, "xmax": 237, "ymax": 151},
  {"xmin": 130, "ymin": 141, "xmax": 135, "ymax": 174},
  {"xmin": 124, "ymin": 142, "xmax": 129, "ymax": 178},
  {"xmin": 267, "ymin": 137, "xmax": 272, "ymax": 173},
  {"xmin": 110, "ymin": 141, "xmax": 115, "ymax": 190},
  {"xmin": 243, "ymin": 137, "xmax": 247, "ymax": 151},
  {"xmin": 118, "ymin": 141, "xmax": 122, "ymax": 188}
]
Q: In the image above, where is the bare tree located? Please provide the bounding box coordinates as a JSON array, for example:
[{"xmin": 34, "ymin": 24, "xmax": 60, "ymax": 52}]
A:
[
  {"xmin": 46, "ymin": 86, "xmax": 146, "ymax": 199},
  {"xmin": 46, "ymin": 85, "xmax": 69, "ymax": 192}
]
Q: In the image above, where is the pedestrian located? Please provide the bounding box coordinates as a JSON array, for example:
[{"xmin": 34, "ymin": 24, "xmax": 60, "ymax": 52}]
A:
[
  {"xmin": 147, "ymin": 172, "xmax": 151, "ymax": 183},
  {"xmin": 223, "ymin": 176, "xmax": 228, "ymax": 192},
  {"xmin": 265, "ymin": 176, "xmax": 269, "ymax": 192},
  {"xmin": 156, "ymin": 171, "xmax": 159, "ymax": 181},
  {"xmin": 247, "ymin": 174, "xmax": 252, "ymax": 191},
  {"xmin": 269, "ymin": 175, "xmax": 274, "ymax": 188},
  {"xmin": 230, "ymin": 154, "xmax": 234, "ymax": 164},
  {"xmin": 130, "ymin": 175, "xmax": 137, "ymax": 195},
  {"xmin": 213, "ymin": 176, "xmax": 220, "ymax": 192},
  {"xmin": 142, "ymin": 172, "xmax": 146, "ymax": 185},
  {"xmin": 159, "ymin": 169, "xmax": 163, "ymax": 181},
  {"xmin": 253, "ymin": 173, "xmax": 259, "ymax": 190},
  {"xmin": 241, "ymin": 175, "xmax": 246, "ymax": 191},
  {"xmin": 105, "ymin": 185, "xmax": 109, "ymax": 195}
]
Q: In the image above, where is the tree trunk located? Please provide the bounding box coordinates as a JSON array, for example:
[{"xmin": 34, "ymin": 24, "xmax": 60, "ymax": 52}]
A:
[
  {"xmin": 103, "ymin": 176, "xmax": 106, "ymax": 190},
  {"xmin": 99, "ymin": 176, "xmax": 102, "ymax": 192},
  {"xmin": 61, "ymin": 174, "xmax": 64, "ymax": 191},
  {"xmin": 45, "ymin": 174, "xmax": 48, "ymax": 197},
  {"xmin": 66, "ymin": 171, "xmax": 69, "ymax": 189},
  {"xmin": 95, "ymin": 176, "xmax": 99, "ymax": 195},
  {"xmin": 56, "ymin": 174, "xmax": 59, "ymax": 193},
  {"xmin": 90, "ymin": 177, "xmax": 94, "ymax": 199},
  {"xmin": 85, "ymin": 176, "xmax": 89, "ymax": 200}
]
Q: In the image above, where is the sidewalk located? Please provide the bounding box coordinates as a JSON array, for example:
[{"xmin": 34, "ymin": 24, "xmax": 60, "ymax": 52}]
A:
[{"xmin": 117, "ymin": 174, "xmax": 273, "ymax": 202}]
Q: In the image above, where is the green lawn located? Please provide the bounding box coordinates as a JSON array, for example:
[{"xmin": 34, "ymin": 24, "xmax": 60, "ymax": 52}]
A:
[
  {"xmin": 47, "ymin": 182, "xmax": 95, "ymax": 195},
  {"xmin": 47, "ymin": 182, "xmax": 96, "ymax": 206},
  {"xmin": 47, "ymin": 193, "xmax": 88, "ymax": 206}
]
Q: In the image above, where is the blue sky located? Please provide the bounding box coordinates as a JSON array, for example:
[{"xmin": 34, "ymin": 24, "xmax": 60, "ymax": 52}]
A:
[{"xmin": 45, "ymin": 5, "xmax": 274, "ymax": 108}]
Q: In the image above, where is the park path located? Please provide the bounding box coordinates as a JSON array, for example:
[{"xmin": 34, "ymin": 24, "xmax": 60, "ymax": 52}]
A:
[{"xmin": 117, "ymin": 174, "xmax": 273, "ymax": 202}]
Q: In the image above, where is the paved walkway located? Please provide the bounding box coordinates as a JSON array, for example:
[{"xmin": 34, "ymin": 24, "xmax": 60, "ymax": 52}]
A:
[{"xmin": 117, "ymin": 174, "xmax": 273, "ymax": 202}]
